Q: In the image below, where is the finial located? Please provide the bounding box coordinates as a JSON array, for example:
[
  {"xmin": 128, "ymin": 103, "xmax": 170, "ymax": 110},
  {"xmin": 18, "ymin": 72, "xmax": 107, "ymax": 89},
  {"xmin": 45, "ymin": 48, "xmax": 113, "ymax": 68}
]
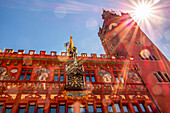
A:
[{"xmin": 70, "ymin": 35, "xmax": 73, "ymax": 39}]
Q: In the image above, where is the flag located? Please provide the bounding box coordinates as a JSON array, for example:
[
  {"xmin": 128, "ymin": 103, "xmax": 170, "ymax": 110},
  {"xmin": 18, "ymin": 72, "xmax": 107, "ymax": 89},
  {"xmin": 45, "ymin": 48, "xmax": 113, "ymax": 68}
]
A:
[{"xmin": 64, "ymin": 42, "xmax": 69, "ymax": 47}]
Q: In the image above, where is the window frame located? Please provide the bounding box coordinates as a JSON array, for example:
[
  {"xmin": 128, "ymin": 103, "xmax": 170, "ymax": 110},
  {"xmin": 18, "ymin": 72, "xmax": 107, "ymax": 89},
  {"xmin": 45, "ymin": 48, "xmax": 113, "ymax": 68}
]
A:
[
  {"xmin": 19, "ymin": 68, "xmax": 32, "ymax": 81},
  {"xmin": 85, "ymin": 70, "xmax": 96, "ymax": 83},
  {"xmin": 54, "ymin": 69, "xmax": 65, "ymax": 82}
]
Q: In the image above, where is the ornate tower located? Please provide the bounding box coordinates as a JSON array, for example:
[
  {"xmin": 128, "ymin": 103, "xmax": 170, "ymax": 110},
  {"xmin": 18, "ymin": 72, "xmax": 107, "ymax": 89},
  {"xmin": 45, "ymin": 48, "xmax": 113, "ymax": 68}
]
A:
[
  {"xmin": 65, "ymin": 36, "xmax": 85, "ymax": 90},
  {"xmin": 98, "ymin": 9, "xmax": 170, "ymax": 113}
]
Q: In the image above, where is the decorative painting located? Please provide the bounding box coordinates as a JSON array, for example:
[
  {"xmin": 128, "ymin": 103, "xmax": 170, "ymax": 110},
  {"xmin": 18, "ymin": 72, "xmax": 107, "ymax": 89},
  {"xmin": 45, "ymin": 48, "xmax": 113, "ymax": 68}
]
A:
[
  {"xmin": 127, "ymin": 71, "xmax": 142, "ymax": 83},
  {"xmin": 0, "ymin": 67, "xmax": 15, "ymax": 80},
  {"xmin": 98, "ymin": 70, "xmax": 112, "ymax": 83},
  {"xmin": 36, "ymin": 66, "xmax": 50, "ymax": 81},
  {"xmin": 35, "ymin": 67, "xmax": 50, "ymax": 89}
]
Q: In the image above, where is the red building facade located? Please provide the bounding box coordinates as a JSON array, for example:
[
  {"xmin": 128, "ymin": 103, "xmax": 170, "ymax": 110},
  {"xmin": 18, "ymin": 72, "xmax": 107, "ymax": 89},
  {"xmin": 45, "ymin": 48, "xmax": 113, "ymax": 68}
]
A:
[
  {"xmin": 0, "ymin": 42, "xmax": 160, "ymax": 113},
  {"xmin": 98, "ymin": 10, "xmax": 170, "ymax": 113}
]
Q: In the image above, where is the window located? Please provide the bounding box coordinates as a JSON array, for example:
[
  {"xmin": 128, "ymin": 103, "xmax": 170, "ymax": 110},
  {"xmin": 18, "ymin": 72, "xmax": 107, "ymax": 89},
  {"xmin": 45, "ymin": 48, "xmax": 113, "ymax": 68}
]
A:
[
  {"xmin": 28, "ymin": 105, "xmax": 35, "ymax": 113},
  {"xmin": 90, "ymin": 72, "xmax": 94, "ymax": 74},
  {"xmin": 28, "ymin": 69, "xmax": 32, "ymax": 72},
  {"xmin": 123, "ymin": 105, "xmax": 129, "ymax": 113},
  {"xmin": 19, "ymin": 73, "xmax": 25, "ymax": 80},
  {"xmin": 139, "ymin": 103, "xmax": 146, "ymax": 113},
  {"xmin": 88, "ymin": 105, "xmax": 94, "ymax": 113},
  {"xmin": 80, "ymin": 107, "xmax": 86, "ymax": 113},
  {"xmin": 50, "ymin": 106, "xmax": 57, "ymax": 113},
  {"xmin": 133, "ymin": 105, "xmax": 139, "ymax": 113},
  {"xmin": 154, "ymin": 71, "xmax": 170, "ymax": 82},
  {"xmin": 54, "ymin": 70, "xmax": 65, "ymax": 82},
  {"xmin": 164, "ymin": 73, "xmax": 170, "ymax": 81},
  {"xmin": 26, "ymin": 74, "xmax": 31, "ymax": 81},
  {"xmin": 37, "ymin": 107, "xmax": 44, "ymax": 113},
  {"xmin": 60, "ymin": 70, "xmax": 64, "ymax": 73},
  {"xmin": 115, "ymin": 76, "xmax": 119, "ymax": 83},
  {"xmin": 114, "ymin": 103, "xmax": 121, "ymax": 113},
  {"xmin": 54, "ymin": 75, "xmax": 58, "ymax": 81},
  {"xmin": 147, "ymin": 105, "xmax": 153, "ymax": 113},
  {"xmin": 19, "ymin": 107, "xmax": 26, "ymax": 113},
  {"xmin": 96, "ymin": 106, "xmax": 102, "ymax": 113},
  {"xmin": 0, "ymin": 105, "xmax": 3, "ymax": 112},
  {"xmin": 107, "ymin": 105, "xmax": 113, "ymax": 113},
  {"xmin": 114, "ymin": 72, "xmax": 117, "ymax": 75},
  {"xmin": 19, "ymin": 68, "xmax": 32, "ymax": 81},
  {"xmin": 59, "ymin": 105, "xmax": 65, "ymax": 113},
  {"xmin": 91, "ymin": 76, "xmax": 95, "ymax": 82},
  {"xmin": 55, "ymin": 70, "xmax": 59, "ymax": 73},
  {"xmin": 86, "ymin": 76, "xmax": 90, "ymax": 82},
  {"xmin": 152, "ymin": 55, "xmax": 158, "ymax": 60},
  {"xmin": 60, "ymin": 75, "xmax": 64, "ymax": 81},
  {"xmin": 153, "ymin": 73, "xmax": 163, "ymax": 82},
  {"xmin": 85, "ymin": 71, "xmax": 95, "ymax": 82},
  {"xmin": 68, "ymin": 107, "xmax": 73, "ymax": 113},
  {"xmin": 135, "ymin": 42, "xmax": 141, "ymax": 46},
  {"xmin": 120, "ymin": 77, "xmax": 124, "ymax": 83},
  {"xmin": 22, "ymin": 69, "xmax": 26, "ymax": 72},
  {"xmin": 5, "ymin": 107, "xmax": 12, "ymax": 113},
  {"xmin": 86, "ymin": 72, "xmax": 89, "ymax": 74},
  {"xmin": 157, "ymin": 71, "xmax": 167, "ymax": 82},
  {"xmin": 149, "ymin": 55, "xmax": 153, "ymax": 60}
]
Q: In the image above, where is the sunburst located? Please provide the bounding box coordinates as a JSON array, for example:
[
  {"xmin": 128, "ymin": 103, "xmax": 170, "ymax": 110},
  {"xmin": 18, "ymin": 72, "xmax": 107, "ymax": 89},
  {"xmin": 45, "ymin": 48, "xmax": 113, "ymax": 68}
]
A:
[{"xmin": 121, "ymin": 0, "xmax": 165, "ymax": 27}]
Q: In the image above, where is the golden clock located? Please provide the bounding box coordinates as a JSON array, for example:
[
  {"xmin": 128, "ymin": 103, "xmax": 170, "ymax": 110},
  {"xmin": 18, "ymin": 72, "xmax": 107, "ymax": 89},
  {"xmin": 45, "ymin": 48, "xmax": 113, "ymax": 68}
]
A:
[{"xmin": 68, "ymin": 75, "xmax": 84, "ymax": 88}]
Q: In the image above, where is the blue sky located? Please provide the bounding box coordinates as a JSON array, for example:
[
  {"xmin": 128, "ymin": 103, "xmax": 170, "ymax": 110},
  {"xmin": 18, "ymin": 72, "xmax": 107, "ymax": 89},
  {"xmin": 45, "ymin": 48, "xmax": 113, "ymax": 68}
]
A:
[{"xmin": 0, "ymin": 0, "xmax": 170, "ymax": 60}]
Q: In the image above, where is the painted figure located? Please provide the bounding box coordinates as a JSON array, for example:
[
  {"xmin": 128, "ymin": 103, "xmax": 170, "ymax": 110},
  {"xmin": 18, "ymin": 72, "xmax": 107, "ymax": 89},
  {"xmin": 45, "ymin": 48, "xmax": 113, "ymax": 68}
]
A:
[
  {"xmin": 36, "ymin": 67, "xmax": 50, "ymax": 89},
  {"xmin": 0, "ymin": 67, "xmax": 15, "ymax": 80},
  {"xmin": 98, "ymin": 70, "xmax": 112, "ymax": 83}
]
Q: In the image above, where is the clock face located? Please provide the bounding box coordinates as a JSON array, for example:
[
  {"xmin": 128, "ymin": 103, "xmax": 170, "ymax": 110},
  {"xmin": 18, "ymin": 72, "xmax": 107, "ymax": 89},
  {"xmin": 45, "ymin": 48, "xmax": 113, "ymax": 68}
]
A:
[{"xmin": 68, "ymin": 75, "xmax": 84, "ymax": 88}]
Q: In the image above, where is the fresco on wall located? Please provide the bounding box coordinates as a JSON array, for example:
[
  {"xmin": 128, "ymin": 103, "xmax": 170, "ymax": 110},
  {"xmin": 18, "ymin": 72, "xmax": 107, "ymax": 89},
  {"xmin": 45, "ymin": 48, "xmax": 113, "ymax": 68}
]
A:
[
  {"xmin": 36, "ymin": 67, "xmax": 50, "ymax": 81},
  {"xmin": 0, "ymin": 67, "xmax": 15, "ymax": 80},
  {"xmin": 35, "ymin": 67, "xmax": 50, "ymax": 89},
  {"xmin": 98, "ymin": 70, "xmax": 112, "ymax": 83},
  {"xmin": 127, "ymin": 71, "xmax": 142, "ymax": 83}
]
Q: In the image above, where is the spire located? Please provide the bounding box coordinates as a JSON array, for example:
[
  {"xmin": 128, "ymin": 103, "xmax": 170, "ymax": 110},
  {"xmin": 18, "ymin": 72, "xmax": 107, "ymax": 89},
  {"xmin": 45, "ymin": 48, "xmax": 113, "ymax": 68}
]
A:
[
  {"xmin": 68, "ymin": 36, "xmax": 77, "ymax": 57},
  {"xmin": 68, "ymin": 36, "xmax": 74, "ymax": 56}
]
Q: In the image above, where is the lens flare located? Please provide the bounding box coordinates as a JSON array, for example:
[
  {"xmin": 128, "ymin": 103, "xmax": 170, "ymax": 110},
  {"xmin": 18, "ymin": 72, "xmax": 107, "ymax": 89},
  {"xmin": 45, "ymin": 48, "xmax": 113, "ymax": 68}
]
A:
[
  {"xmin": 134, "ymin": 2, "xmax": 152, "ymax": 20},
  {"xmin": 140, "ymin": 49, "xmax": 151, "ymax": 59}
]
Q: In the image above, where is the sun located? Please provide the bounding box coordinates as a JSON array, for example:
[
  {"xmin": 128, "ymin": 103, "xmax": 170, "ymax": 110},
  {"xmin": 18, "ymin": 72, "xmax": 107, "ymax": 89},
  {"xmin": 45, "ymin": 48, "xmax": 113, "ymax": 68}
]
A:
[
  {"xmin": 134, "ymin": 2, "xmax": 152, "ymax": 20},
  {"xmin": 120, "ymin": 0, "xmax": 164, "ymax": 29},
  {"xmin": 129, "ymin": 0, "xmax": 156, "ymax": 21}
]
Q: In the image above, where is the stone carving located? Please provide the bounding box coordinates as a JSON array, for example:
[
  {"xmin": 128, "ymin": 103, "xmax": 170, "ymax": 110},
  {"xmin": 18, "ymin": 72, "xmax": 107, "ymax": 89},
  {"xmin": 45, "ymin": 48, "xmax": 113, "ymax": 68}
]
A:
[{"xmin": 0, "ymin": 67, "xmax": 15, "ymax": 80}]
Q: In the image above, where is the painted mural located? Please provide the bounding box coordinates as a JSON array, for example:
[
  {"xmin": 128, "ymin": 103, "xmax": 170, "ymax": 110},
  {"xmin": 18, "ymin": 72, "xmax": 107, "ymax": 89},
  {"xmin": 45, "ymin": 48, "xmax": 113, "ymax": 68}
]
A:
[
  {"xmin": 36, "ymin": 66, "xmax": 50, "ymax": 81},
  {"xmin": 98, "ymin": 70, "xmax": 112, "ymax": 83},
  {"xmin": 0, "ymin": 67, "xmax": 15, "ymax": 80},
  {"xmin": 35, "ymin": 67, "xmax": 50, "ymax": 89},
  {"xmin": 127, "ymin": 71, "xmax": 142, "ymax": 83}
]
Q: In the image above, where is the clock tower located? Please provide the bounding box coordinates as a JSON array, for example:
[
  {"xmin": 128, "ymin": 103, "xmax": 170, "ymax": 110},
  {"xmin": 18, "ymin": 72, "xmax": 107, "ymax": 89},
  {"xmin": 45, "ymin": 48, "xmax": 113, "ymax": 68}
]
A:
[{"xmin": 65, "ymin": 36, "xmax": 86, "ymax": 90}]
